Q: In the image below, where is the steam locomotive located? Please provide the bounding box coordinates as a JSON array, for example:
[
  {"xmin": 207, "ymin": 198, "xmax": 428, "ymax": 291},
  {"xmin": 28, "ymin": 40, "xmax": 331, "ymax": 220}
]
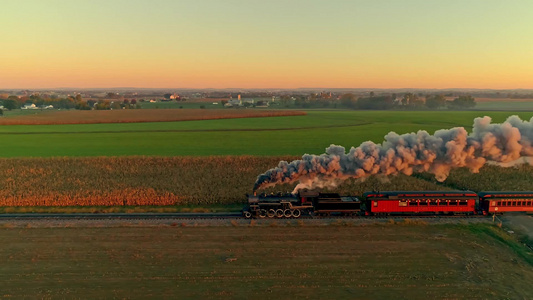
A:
[{"xmin": 242, "ymin": 190, "xmax": 533, "ymax": 218}]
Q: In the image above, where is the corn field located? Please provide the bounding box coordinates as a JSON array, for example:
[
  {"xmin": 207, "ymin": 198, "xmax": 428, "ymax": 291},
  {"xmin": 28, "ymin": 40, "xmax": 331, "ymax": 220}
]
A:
[
  {"xmin": 0, "ymin": 157, "xmax": 531, "ymax": 206},
  {"xmin": 0, "ymin": 156, "xmax": 296, "ymax": 206},
  {"xmin": 436, "ymin": 164, "xmax": 533, "ymax": 192}
]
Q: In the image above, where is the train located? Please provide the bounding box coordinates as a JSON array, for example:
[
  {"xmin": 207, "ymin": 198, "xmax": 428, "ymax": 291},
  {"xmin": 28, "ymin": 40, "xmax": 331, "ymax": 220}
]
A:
[{"xmin": 242, "ymin": 190, "xmax": 533, "ymax": 218}]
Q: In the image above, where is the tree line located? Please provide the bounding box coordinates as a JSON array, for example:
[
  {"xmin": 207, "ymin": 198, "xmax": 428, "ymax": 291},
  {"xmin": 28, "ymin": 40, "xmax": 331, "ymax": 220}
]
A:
[
  {"xmin": 277, "ymin": 93, "xmax": 476, "ymax": 110},
  {"xmin": 0, "ymin": 94, "xmax": 141, "ymax": 111},
  {"xmin": 339, "ymin": 93, "xmax": 476, "ymax": 110}
]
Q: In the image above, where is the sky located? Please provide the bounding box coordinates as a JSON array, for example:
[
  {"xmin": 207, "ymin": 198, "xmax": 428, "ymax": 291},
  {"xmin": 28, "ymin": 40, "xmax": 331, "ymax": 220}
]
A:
[{"xmin": 1, "ymin": 0, "xmax": 533, "ymax": 89}]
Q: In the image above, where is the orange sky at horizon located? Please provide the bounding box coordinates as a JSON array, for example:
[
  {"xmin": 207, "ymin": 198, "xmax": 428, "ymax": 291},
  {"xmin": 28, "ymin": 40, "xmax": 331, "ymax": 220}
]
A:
[{"xmin": 1, "ymin": 0, "xmax": 533, "ymax": 89}]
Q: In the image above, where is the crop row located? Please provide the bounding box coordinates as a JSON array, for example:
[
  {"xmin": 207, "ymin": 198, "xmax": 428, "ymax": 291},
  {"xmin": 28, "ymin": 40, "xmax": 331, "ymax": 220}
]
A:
[{"xmin": 0, "ymin": 157, "xmax": 531, "ymax": 206}]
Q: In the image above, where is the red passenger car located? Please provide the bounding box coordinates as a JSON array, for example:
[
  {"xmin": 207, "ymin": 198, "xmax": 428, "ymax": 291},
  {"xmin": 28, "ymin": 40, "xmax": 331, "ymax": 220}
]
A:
[
  {"xmin": 363, "ymin": 191, "xmax": 478, "ymax": 215},
  {"xmin": 478, "ymin": 192, "xmax": 533, "ymax": 214}
]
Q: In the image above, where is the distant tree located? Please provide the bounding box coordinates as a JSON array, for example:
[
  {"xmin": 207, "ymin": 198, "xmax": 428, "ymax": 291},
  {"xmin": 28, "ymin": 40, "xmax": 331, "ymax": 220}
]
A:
[
  {"xmin": 110, "ymin": 102, "xmax": 121, "ymax": 110},
  {"xmin": 410, "ymin": 97, "xmax": 425, "ymax": 108},
  {"xmin": 280, "ymin": 95, "xmax": 291, "ymax": 106},
  {"xmin": 106, "ymin": 93, "xmax": 120, "ymax": 99},
  {"xmin": 448, "ymin": 95, "xmax": 476, "ymax": 109},
  {"xmin": 425, "ymin": 95, "xmax": 446, "ymax": 109},
  {"xmin": 163, "ymin": 93, "xmax": 172, "ymax": 100},
  {"xmin": 0, "ymin": 109, "xmax": 3, "ymax": 116},
  {"xmin": 95, "ymin": 100, "xmax": 110, "ymax": 110},
  {"xmin": 75, "ymin": 94, "xmax": 83, "ymax": 102},
  {"xmin": 7, "ymin": 95, "xmax": 24, "ymax": 107},
  {"xmin": 340, "ymin": 93, "xmax": 357, "ymax": 108},
  {"xmin": 87, "ymin": 100, "xmax": 97, "ymax": 108},
  {"xmin": 401, "ymin": 93, "xmax": 413, "ymax": 105},
  {"xmin": 121, "ymin": 99, "xmax": 130, "ymax": 109},
  {"xmin": 357, "ymin": 95, "xmax": 394, "ymax": 110},
  {"xmin": 76, "ymin": 101, "xmax": 91, "ymax": 110},
  {"xmin": 369, "ymin": 91, "xmax": 375, "ymax": 97},
  {"xmin": 130, "ymin": 99, "xmax": 137, "ymax": 105},
  {"xmin": 33, "ymin": 97, "xmax": 45, "ymax": 106},
  {"xmin": 221, "ymin": 100, "xmax": 228, "ymax": 107},
  {"xmin": 3, "ymin": 99, "xmax": 17, "ymax": 110},
  {"xmin": 29, "ymin": 94, "xmax": 41, "ymax": 102}
]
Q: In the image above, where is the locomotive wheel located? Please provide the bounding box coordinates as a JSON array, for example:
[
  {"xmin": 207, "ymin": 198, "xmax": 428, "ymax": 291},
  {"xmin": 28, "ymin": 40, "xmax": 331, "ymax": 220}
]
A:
[
  {"xmin": 283, "ymin": 209, "xmax": 292, "ymax": 218},
  {"xmin": 259, "ymin": 209, "xmax": 267, "ymax": 218},
  {"xmin": 243, "ymin": 211, "xmax": 252, "ymax": 219},
  {"xmin": 275, "ymin": 209, "xmax": 284, "ymax": 218},
  {"xmin": 291, "ymin": 209, "xmax": 301, "ymax": 218},
  {"xmin": 267, "ymin": 209, "xmax": 276, "ymax": 218}
]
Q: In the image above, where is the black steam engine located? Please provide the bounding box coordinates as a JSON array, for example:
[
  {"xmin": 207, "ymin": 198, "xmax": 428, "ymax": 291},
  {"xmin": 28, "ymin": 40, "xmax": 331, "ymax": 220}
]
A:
[{"xmin": 243, "ymin": 191, "xmax": 362, "ymax": 219}]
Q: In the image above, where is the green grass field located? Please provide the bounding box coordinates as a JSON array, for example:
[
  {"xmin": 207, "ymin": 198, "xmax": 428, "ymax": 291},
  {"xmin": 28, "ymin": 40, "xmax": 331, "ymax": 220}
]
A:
[
  {"xmin": 0, "ymin": 110, "xmax": 531, "ymax": 157},
  {"xmin": 475, "ymin": 101, "xmax": 533, "ymax": 111},
  {"xmin": 0, "ymin": 223, "xmax": 531, "ymax": 299}
]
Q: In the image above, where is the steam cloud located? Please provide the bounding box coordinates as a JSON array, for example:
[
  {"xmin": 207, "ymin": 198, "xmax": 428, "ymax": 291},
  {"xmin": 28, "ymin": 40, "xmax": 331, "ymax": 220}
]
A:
[{"xmin": 253, "ymin": 116, "xmax": 533, "ymax": 192}]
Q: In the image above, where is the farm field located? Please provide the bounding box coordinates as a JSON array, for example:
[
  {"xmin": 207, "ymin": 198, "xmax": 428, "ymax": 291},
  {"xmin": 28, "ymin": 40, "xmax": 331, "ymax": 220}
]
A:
[
  {"xmin": 0, "ymin": 224, "xmax": 531, "ymax": 299},
  {"xmin": 0, "ymin": 109, "xmax": 305, "ymax": 125},
  {"xmin": 439, "ymin": 97, "xmax": 533, "ymax": 111},
  {"xmin": 0, "ymin": 110, "xmax": 531, "ymax": 157},
  {"xmin": 475, "ymin": 101, "xmax": 533, "ymax": 111},
  {"xmin": 474, "ymin": 97, "xmax": 533, "ymax": 102},
  {"xmin": 0, "ymin": 156, "xmax": 532, "ymax": 207}
]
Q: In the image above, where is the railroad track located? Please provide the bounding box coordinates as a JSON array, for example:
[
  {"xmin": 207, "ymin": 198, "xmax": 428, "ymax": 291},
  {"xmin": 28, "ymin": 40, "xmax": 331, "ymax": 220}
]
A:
[
  {"xmin": 0, "ymin": 212, "xmax": 488, "ymax": 221},
  {"xmin": 0, "ymin": 213, "xmax": 242, "ymax": 220}
]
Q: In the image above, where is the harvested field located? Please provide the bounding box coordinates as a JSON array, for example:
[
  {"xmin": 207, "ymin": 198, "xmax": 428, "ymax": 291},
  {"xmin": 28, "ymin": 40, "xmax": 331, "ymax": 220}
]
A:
[
  {"xmin": 0, "ymin": 109, "xmax": 306, "ymax": 125},
  {"xmin": 473, "ymin": 97, "xmax": 533, "ymax": 102},
  {"xmin": 1, "ymin": 157, "xmax": 533, "ymax": 207},
  {"xmin": 445, "ymin": 97, "xmax": 533, "ymax": 103},
  {"xmin": 0, "ymin": 224, "xmax": 531, "ymax": 298}
]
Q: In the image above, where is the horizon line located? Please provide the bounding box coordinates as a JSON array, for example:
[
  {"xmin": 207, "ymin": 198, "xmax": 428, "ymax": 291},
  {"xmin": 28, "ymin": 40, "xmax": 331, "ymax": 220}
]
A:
[{"xmin": 1, "ymin": 87, "xmax": 533, "ymax": 91}]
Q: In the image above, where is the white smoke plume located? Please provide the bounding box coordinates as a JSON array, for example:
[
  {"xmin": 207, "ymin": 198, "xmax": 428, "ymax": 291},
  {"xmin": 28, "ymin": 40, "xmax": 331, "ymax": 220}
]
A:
[{"xmin": 253, "ymin": 116, "xmax": 533, "ymax": 192}]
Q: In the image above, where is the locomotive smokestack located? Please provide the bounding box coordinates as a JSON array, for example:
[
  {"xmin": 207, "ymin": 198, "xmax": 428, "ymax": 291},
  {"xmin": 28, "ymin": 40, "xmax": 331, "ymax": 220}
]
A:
[{"xmin": 253, "ymin": 116, "xmax": 533, "ymax": 192}]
